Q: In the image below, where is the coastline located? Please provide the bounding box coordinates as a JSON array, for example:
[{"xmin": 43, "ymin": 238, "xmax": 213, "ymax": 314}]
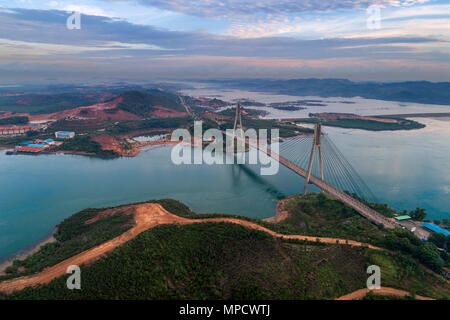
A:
[
  {"xmin": 0, "ymin": 227, "xmax": 58, "ymax": 275},
  {"xmin": 0, "ymin": 145, "xmax": 13, "ymax": 151},
  {"xmin": 263, "ymin": 196, "xmax": 295, "ymax": 223},
  {"xmin": 0, "ymin": 195, "xmax": 287, "ymax": 276}
]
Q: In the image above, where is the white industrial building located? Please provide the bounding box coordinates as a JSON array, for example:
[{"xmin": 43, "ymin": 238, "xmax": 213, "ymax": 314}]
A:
[{"xmin": 55, "ymin": 131, "xmax": 75, "ymax": 139}]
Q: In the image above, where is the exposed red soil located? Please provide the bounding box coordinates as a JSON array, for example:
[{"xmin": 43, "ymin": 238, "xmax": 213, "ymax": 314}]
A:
[
  {"xmin": 15, "ymin": 99, "xmax": 32, "ymax": 105},
  {"xmin": 0, "ymin": 111, "xmax": 29, "ymax": 119},
  {"xmin": 264, "ymin": 196, "xmax": 294, "ymax": 223},
  {"xmin": 91, "ymin": 133, "xmax": 177, "ymax": 157},
  {"xmin": 27, "ymin": 97, "xmax": 124, "ymax": 122},
  {"xmin": 0, "ymin": 203, "xmax": 384, "ymax": 295},
  {"xmin": 0, "ymin": 97, "xmax": 185, "ymax": 129},
  {"xmin": 335, "ymin": 287, "xmax": 434, "ymax": 300},
  {"xmin": 77, "ymin": 108, "xmax": 140, "ymax": 121},
  {"xmin": 149, "ymin": 105, "xmax": 187, "ymax": 118},
  {"xmin": 91, "ymin": 135, "xmax": 122, "ymax": 154}
]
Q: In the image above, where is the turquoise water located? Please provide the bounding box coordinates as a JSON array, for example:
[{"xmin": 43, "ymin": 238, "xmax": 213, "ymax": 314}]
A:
[{"xmin": 0, "ymin": 118, "xmax": 449, "ymax": 259}]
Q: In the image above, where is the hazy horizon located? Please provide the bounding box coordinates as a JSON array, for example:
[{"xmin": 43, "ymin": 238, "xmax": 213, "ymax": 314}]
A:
[{"xmin": 0, "ymin": 0, "xmax": 449, "ymax": 83}]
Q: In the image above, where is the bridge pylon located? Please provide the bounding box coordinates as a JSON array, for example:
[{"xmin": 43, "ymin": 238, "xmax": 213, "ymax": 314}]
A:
[
  {"xmin": 303, "ymin": 123, "xmax": 324, "ymax": 195},
  {"xmin": 233, "ymin": 103, "xmax": 244, "ymax": 136}
]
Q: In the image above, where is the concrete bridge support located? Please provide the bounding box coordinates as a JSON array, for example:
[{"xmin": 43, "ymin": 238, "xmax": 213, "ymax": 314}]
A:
[{"xmin": 303, "ymin": 123, "xmax": 324, "ymax": 195}]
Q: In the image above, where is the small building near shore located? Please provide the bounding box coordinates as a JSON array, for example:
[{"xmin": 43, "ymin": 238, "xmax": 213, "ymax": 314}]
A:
[
  {"xmin": 422, "ymin": 222, "xmax": 450, "ymax": 236},
  {"xmin": 43, "ymin": 138, "xmax": 56, "ymax": 145},
  {"xmin": 15, "ymin": 143, "xmax": 49, "ymax": 153},
  {"xmin": 55, "ymin": 131, "xmax": 75, "ymax": 139},
  {"xmin": 395, "ymin": 215, "xmax": 411, "ymax": 221}
]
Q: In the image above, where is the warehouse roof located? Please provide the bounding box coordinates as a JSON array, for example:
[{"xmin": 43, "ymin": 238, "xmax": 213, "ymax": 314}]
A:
[
  {"xmin": 395, "ymin": 215, "xmax": 411, "ymax": 221},
  {"xmin": 27, "ymin": 144, "xmax": 47, "ymax": 148},
  {"xmin": 422, "ymin": 222, "xmax": 450, "ymax": 236}
]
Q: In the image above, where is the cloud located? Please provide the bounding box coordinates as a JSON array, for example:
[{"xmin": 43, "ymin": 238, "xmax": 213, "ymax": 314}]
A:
[
  {"xmin": 63, "ymin": 4, "xmax": 112, "ymax": 17},
  {"xmin": 0, "ymin": 7, "xmax": 448, "ymax": 81},
  {"xmin": 3, "ymin": 8, "xmax": 443, "ymax": 57},
  {"xmin": 223, "ymin": 2, "xmax": 450, "ymax": 39},
  {"xmin": 129, "ymin": 0, "xmax": 432, "ymax": 17}
]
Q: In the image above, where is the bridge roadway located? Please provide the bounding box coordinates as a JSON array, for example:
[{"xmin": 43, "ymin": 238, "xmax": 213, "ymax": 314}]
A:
[{"xmin": 226, "ymin": 131, "xmax": 397, "ymax": 229}]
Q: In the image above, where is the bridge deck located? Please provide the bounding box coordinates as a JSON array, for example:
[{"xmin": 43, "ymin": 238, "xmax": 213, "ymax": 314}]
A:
[{"xmin": 226, "ymin": 131, "xmax": 397, "ymax": 229}]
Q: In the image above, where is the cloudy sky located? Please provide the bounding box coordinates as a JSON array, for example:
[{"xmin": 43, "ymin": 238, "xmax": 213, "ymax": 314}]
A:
[{"xmin": 0, "ymin": 0, "xmax": 449, "ymax": 83}]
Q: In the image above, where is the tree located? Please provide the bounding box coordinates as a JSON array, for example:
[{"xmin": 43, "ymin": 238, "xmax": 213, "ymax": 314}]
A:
[
  {"xmin": 26, "ymin": 130, "xmax": 39, "ymax": 137},
  {"xmin": 418, "ymin": 243, "xmax": 443, "ymax": 272},
  {"xmin": 428, "ymin": 233, "xmax": 449, "ymax": 251},
  {"xmin": 409, "ymin": 207, "xmax": 426, "ymax": 221}
]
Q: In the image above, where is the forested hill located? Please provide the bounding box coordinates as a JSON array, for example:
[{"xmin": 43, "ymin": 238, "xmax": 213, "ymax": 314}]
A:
[
  {"xmin": 116, "ymin": 90, "xmax": 185, "ymax": 117},
  {"xmin": 205, "ymin": 79, "xmax": 450, "ymax": 105},
  {"xmin": 2, "ymin": 197, "xmax": 449, "ymax": 300}
]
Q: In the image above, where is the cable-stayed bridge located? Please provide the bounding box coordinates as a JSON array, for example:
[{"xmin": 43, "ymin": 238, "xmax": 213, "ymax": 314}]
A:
[{"xmin": 228, "ymin": 104, "xmax": 397, "ymax": 229}]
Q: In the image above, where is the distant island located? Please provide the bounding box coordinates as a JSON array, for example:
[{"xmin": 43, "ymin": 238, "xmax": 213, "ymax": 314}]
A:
[
  {"xmin": 290, "ymin": 113, "xmax": 426, "ymax": 131},
  {"xmin": 202, "ymin": 79, "xmax": 450, "ymax": 105}
]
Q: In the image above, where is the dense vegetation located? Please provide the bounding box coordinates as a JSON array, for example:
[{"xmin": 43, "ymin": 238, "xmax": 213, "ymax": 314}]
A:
[
  {"xmin": 1, "ymin": 208, "xmax": 133, "ymax": 281},
  {"xmin": 0, "ymin": 93, "xmax": 105, "ymax": 114},
  {"xmin": 5, "ymin": 223, "xmax": 449, "ymax": 300},
  {"xmin": 299, "ymin": 117, "xmax": 425, "ymax": 131},
  {"xmin": 270, "ymin": 194, "xmax": 446, "ymax": 273},
  {"xmin": 183, "ymin": 96, "xmax": 230, "ymax": 109},
  {"xmin": 0, "ymin": 116, "xmax": 28, "ymax": 125},
  {"xmin": 270, "ymin": 194, "xmax": 388, "ymax": 244},
  {"xmin": 105, "ymin": 117, "xmax": 189, "ymax": 136},
  {"xmin": 217, "ymin": 107, "xmax": 267, "ymax": 118},
  {"xmin": 54, "ymin": 136, "xmax": 118, "ymax": 157},
  {"xmin": 115, "ymin": 91, "xmax": 185, "ymax": 117},
  {"xmin": 1, "ymin": 197, "xmax": 448, "ymax": 300},
  {"xmin": 49, "ymin": 119, "xmax": 110, "ymax": 133},
  {"xmin": 5, "ymin": 223, "xmax": 374, "ymax": 299},
  {"xmin": 0, "ymin": 199, "xmax": 192, "ymax": 283}
]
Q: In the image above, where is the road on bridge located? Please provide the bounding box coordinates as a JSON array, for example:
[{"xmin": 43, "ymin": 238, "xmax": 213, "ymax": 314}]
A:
[{"xmin": 224, "ymin": 131, "xmax": 398, "ymax": 230}]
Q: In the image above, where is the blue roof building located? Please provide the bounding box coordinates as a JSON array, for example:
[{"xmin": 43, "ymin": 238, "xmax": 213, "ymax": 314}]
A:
[
  {"xmin": 27, "ymin": 144, "xmax": 47, "ymax": 149},
  {"xmin": 422, "ymin": 222, "xmax": 450, "ymax": 236}
]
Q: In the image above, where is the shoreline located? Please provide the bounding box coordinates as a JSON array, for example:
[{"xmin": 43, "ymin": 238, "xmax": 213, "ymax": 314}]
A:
[
  {"xmin": 0, "ymin": 145, "xmax": 13, "ymax": 151},
  {"xmin": 0, "ymin": 227, "xmax": 58, "ymax": 275},
  {"xmin": 264, "ymin": 196, "xmax": 294, "ymax": 223},
  {"xmin": 0, "ymin": 196, "xmax": 287, "ymax": 275}
]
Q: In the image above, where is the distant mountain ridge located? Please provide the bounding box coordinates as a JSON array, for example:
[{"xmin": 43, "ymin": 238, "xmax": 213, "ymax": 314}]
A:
[{"xmin": 204, "ymin": 79, "xmax": 450, "ymax": 105}]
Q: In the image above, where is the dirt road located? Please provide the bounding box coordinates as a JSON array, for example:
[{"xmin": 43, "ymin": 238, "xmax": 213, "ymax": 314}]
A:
[
  {"xmin": 0, "ymin": 203, "xmax": 382, "ymax": 295},
  {"xmin": 335, "ymin": 287, "xmax": 434, "ymax": 300}
]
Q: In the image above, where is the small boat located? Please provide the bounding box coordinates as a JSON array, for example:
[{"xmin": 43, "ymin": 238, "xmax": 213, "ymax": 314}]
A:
[{"xmin": 5, "ymin": 150, "xmax": 16, "ymax": 155}]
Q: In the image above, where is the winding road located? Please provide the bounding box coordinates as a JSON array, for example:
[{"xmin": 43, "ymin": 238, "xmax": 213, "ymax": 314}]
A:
[{"xmin": 0, "ymin": 203, "xmax": 382, "ymax": 295}]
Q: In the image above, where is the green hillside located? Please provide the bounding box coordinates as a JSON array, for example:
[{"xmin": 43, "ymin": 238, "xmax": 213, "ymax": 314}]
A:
[
  {"xmin": 115, "ymin": 90, "xmax": 185, "ymax": 117},
  {"xmin": 1, "ymin": 197, "xmax": 449, "ymax": 300}
]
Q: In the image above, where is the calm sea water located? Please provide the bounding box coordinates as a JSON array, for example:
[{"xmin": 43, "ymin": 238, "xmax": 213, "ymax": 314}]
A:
[{"xmin": 0, "ymin": 121, "xmax": 449, "ymax": 260}]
